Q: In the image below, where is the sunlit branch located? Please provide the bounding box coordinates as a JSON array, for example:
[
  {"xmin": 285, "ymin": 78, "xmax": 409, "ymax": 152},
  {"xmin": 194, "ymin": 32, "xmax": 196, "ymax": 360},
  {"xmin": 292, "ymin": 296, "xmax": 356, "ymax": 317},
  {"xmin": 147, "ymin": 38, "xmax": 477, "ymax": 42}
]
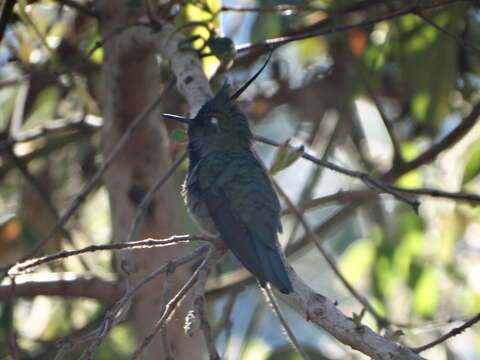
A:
[
  {"xmin": 9, "ymin": 234, "xmax": 209, "ymax": 275},
  {"xmin": 0, "ymin": 115, "xmax": 101, "ymax": 148}
]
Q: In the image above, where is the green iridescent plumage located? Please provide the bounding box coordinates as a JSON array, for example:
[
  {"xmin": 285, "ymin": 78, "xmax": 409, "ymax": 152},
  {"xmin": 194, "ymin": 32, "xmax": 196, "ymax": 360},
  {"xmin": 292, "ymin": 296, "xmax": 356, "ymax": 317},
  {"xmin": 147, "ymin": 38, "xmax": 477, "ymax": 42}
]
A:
[{"xmin": 164, "ymin": 60, "xmax": 293, "ymax": 293}]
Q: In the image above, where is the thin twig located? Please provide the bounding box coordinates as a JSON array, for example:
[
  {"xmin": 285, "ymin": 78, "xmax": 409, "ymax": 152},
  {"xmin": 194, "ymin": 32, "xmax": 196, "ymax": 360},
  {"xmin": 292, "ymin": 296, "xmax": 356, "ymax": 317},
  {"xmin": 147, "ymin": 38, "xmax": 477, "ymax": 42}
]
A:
[
  {"xmin": 2, "ymin": 78, "xmax": 175, "ymax": 278},
  {"xmin": 6, "ymin": 146, "xmax": 90, "ymax": 271},
  {"xmin": 235, "ymin": 0, "xmax": 466, "ymax": 54},
  {"xmin": 0, "ymin": 115, "xmax": 101, "ymax": 148},
  {"xmin": 272, "ymin": 179, "xmax": 389, "ymax": 328},
  {"xmin": 221, "ymin": 4, "xmax": 325, "ymax": 13},
  {"xmin": 412, "ymin": 313, "xmax": 480, "ymax": 353},
  {"xmin": 351, "ymin": 53, "xmax": 403, "ymax": 165},
  {"xmin": 159, "ymin": 262, "xmax": 176, "ymax": 360},
  {"xmin": 9, "ymin": 234, "xmax": 208, "ymax": 275},
  {"xmin": 125, "ymin": 151, "xmax": 188, "ymax": 244},
  {"xmin": 416, "ymin": 10, "xmax": 480, "ymax": 55},
  {"xmin": 383, "ymin": 101, "xmax": 480, "ymax": 181},
  {"xmin": 265, "ymin": 286, "xmax": 311, "ymax": 360},
  {"xmin": 257, "ymin": 134, "xmax": 420, "ymax": 211},
  {"xmin": 128, "ymin": 247, "xmax": 217, "ymax": 360},
  {"xmin": 75, "ymin": 244, "xmax": 210, "ymax": 360},
  {"xmin": 191, "ymin": 247, "xmax": 226, "ymax": 360},
  {"xmin": 212, "ymin": 291, "xmax": 237, "ymax": 339}
]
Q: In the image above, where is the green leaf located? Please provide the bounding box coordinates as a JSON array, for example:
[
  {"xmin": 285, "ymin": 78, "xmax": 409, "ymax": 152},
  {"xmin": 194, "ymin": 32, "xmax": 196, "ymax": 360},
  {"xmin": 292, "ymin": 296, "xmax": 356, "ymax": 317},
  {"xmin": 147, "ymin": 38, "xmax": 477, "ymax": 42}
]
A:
[
  {"xmin": 206, "ymin": 36, "xmax": 236, "ymax": 67},
  {"xmin": 171, "ymin": 128, "xmax": 188, "ymax": 143},
  {"xmin": 269, "ymin": 140, "xmax": 304, "ymax": 175},
  {"xmin": 413, "ymin": 268, "xmax": 439, "ymax": 318},
  {"xmin": 340, "ymin": 238, "xmax": 375, "ymax": 285},
  {"xmin": 462, "ymin": 140, "xmax": 480, "ymax": 185}
]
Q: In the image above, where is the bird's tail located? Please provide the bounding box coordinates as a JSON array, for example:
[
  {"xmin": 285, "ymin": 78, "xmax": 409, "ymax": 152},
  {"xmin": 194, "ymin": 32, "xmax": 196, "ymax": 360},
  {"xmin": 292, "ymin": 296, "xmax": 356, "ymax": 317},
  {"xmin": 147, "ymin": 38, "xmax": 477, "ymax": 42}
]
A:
[{"xmin": 255, "ymin": 242, "xmax": 293, "ymax": 294}]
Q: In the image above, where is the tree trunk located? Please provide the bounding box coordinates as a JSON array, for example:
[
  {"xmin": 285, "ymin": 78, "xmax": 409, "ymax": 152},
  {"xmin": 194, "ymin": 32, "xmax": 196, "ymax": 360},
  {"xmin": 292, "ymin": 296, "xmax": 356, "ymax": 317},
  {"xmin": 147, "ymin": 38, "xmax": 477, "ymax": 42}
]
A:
[{"xmin": 97, "ymin": 1, "xmax": 205, "ymax": 358}]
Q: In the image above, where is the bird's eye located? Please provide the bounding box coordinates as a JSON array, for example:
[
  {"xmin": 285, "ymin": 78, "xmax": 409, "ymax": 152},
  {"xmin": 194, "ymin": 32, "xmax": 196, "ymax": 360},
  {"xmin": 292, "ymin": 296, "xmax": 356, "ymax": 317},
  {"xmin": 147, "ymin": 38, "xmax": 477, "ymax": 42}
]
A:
[{"xmin": 210, "ymin": 117, "xmax": 219, "ymax": 127}]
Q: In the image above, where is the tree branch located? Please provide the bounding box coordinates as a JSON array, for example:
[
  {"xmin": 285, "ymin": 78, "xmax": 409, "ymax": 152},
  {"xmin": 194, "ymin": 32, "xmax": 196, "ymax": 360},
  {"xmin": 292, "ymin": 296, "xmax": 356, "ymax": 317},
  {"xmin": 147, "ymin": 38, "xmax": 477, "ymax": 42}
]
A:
[
  {"xmin": 412, "ymin": 313, "xmax": 480, "ymax": 353},
  {"xmin": 0, "ymin": 273, "xmax": 121, "ymax": 304}
]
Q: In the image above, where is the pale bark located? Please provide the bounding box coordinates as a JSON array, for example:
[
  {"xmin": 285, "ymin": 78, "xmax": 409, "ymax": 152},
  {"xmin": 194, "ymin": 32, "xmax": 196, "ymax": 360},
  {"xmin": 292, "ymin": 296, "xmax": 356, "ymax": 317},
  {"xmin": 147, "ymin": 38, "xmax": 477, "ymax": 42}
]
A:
[{"xmin": 96, "ymin": 2, "xmax": 206, "ymax": 358}]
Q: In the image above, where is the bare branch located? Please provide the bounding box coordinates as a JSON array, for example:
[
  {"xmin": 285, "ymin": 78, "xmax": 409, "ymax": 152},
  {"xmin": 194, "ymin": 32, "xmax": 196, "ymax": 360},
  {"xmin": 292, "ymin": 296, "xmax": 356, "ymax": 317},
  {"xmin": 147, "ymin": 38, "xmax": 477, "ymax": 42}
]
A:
[
  {"xmin": 74, "ymin": 244, "xmax": 210, "ymax": 360},
  {"xmin": 235, "ymin": 0, "xmax": 466, "ymax": 54},
  {"xmin": 128, "ymin": 246, "xmax": 222, "ymax": 360},
  {"xmin": 416, "ymin": 10, "xmax": 480, "ymax": 55},
  {"xmin": 9, "ymin": 234, "xmax": 208, "ymax": 275},
  {"xmin": 265, "ymin": 286, "xmax": 311, "ymax": 360},
  {"xmin": 412, "ymin": 313, "xmax": 480, "ymax": 353},
  {"xmin": 190, "ymin": 247, "xmax": 226, "ymax": 360},
  {"xmin": 221, "ymin": 4, "xmax": 325, "ymax": 13},
  {"xmin": 0, "ymin": 273, "xmax": 121, "ymax": 304},
  {"xmin": 257, "ymin": 134, "xmax": 420, "ymax": 211},
  {"xmin": 281, "ymin": 269, "xmax": 425, "ymax": 359},
  {"xmin": 272, "ymin": 179, "xmax": 388, "ymax": 328},
  {"xmin": 383, "ymin": 101, "xmax": 480, "ymax": 181}
]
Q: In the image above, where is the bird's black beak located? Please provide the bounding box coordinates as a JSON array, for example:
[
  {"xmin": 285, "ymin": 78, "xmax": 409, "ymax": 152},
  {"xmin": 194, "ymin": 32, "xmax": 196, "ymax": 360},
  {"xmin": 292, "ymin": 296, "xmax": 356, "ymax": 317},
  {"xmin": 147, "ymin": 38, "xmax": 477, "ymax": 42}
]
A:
[{"xmin": 162, "ymin": 113, "xmax": 192, "ymax": 124}]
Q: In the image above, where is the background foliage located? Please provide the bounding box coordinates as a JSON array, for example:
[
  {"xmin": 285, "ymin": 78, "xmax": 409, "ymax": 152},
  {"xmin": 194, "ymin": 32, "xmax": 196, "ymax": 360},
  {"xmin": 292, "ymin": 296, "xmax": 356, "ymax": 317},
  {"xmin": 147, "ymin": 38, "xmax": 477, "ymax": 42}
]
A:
[{"xmin": 1, "ymin": 0, "xmax": 480, "ymax": 359}]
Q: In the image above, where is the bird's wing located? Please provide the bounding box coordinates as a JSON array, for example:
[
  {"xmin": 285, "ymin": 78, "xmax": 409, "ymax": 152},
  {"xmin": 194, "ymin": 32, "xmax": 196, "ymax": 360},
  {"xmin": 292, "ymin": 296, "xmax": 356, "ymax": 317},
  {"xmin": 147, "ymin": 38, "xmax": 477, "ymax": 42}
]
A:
[{"xmin": 199, "ymin": 152, "xmax": 292, "ymax": 292}]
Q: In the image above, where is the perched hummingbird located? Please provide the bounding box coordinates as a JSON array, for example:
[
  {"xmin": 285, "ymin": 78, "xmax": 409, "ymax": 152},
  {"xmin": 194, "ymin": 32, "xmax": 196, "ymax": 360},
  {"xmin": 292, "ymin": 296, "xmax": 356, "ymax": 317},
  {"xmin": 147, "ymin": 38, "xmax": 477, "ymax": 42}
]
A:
[{"xmin": 163, "ymin": 60, "xmax": 293, "ymax": 294}]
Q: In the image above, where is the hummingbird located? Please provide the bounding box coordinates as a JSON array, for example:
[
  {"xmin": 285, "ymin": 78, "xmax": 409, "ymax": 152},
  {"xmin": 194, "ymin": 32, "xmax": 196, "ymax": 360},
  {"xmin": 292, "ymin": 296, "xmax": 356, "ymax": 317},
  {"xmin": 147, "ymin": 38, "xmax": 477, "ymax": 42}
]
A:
[{"xmin": 163, "ymin": 58, "xmax": 293, "ymax": 294}]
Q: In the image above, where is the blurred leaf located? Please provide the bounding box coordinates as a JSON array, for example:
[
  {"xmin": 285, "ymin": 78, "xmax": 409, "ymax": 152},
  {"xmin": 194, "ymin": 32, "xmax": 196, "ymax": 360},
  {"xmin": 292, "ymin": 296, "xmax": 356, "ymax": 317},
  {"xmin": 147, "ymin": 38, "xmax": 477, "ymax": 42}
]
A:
[
  {"xmin": 413, "ymin": 268, "xmax": 439, "ymax": 318},
  {"xmin": 340, "ymin": 238, "xmax": 375, "ymax": 285},
  {"xmin": 24, "ymin": 86, "xmax": 60, "ymax": 129},
  {"xmin": 171, "ymin": 128, "xmax": 188, "ymax": 143},
  {"xmin": 396, "ymin": 142, "xmax": 422, "ymax": 188},
  {"xmin": 0, "ymin": 85, "xmax": 19, "ymax": 131},
  {"xmin": 251, "ymin": 13, "xmax": 281, "ymax": 43},
  {"xmin": 412, "ymin": 92, "xmax": 430, "ymax": 120},
  {"xmin": 393, "ymin": 230, "xmax": 424, "ymax": 282},
  {"xmin": 243, "ymin": 339, "xmax": 270, "ymax": 360},
  {"xmin": 391, "ymin": 8, "xmax": 466, "ymax": 132},
  {"xmin": 206, "ymin": 36, "xmax": 236, "ymax": 67},
  {"xmin": 96, "ymin": 324, "xmax": 136, "ymax": 360},
  {"xmin": 176, "ymin": 1, "xmax": 221, "ymax": 78},
  {"xmin": 270, "ymin": 140, "xmax": 304, "ymax": 175},
  {"xmin": 462, "ymin": 139, "xmax": 480, "ymax": 185},
  {"xmin": 364, "ymin": 45, "xmax": 386, "ymax": 70},
  {"xmin": 125, "ymin": 0, "xmax": 142, "ymax": 7}
]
